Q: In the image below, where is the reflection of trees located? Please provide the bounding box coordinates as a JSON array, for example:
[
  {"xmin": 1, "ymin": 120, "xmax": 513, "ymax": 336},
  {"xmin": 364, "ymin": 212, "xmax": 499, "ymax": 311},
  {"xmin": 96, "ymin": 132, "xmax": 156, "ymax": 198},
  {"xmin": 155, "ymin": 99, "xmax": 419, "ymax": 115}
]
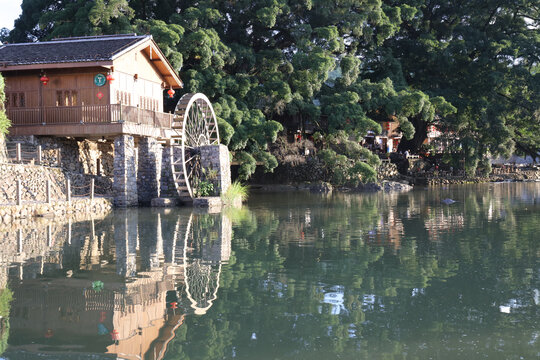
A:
[
  {"xmin": 0, "ymin": 287, "xmax": 12, "ymax": 356},
  {"xmin": 169, "ymin": 183, "xmax": 540, "ymax": 359}
]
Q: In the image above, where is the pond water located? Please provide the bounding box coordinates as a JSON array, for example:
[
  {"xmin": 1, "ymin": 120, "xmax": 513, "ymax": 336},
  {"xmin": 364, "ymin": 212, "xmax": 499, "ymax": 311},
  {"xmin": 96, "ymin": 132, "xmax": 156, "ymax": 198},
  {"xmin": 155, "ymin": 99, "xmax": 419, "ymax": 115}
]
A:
[{"xmin": 0, "ymin": 183, "xmax": 539, "ymax": 359}]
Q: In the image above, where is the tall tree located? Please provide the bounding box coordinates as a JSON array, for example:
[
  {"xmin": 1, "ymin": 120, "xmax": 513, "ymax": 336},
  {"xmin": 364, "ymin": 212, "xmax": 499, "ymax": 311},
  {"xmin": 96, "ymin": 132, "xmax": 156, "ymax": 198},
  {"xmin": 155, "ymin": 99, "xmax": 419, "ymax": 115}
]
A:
[{"xmin": 375, "ymin": 0, "xmax": 540, "ymax": 170}]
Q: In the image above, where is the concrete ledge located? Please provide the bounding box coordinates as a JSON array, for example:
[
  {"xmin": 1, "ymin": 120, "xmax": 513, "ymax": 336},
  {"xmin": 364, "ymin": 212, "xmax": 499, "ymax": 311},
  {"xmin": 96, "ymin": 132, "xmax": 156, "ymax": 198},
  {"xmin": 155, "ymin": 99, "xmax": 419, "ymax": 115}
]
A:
[
  {"xmin": 0, "ymin": 197, "xmax": 113, "ymax": 223},
  {"xmin": 193, "ymin": 197, "xmax": 222, "ymax": 212},
  {"xmin": 151, "ymin": 197, "xmax": 179, "ymax": 207}
]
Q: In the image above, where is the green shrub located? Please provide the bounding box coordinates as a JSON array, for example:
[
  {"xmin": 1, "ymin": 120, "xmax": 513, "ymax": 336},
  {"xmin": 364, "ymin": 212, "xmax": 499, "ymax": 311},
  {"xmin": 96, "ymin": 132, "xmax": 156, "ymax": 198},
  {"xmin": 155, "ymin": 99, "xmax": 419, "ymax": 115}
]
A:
[
  {"xmin": 317, "ymin": 135, "xmax": 379, "ymax": 186},
  {"xmin": 0, "ymin": 74, "xmax": 11, "ymax": 135},
  {"xmin": 195, "ymin": 180, "xmax": 215, "ymax": 197}
]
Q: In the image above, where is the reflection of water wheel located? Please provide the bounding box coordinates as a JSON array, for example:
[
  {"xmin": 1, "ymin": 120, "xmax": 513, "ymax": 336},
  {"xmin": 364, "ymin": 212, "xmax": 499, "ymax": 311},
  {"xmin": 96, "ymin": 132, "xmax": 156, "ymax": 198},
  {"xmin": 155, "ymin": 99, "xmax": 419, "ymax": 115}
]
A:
[
  {"xmin": 170, "ymin": 93, "xmax": 220, "ymax": 201},
  {"xmin": 184, "ymin": 260, "xmax": 222, "ymax": 315},
  {"xmin": 179, "ymin": 213, "xmax": 223, "ymax": 315}
]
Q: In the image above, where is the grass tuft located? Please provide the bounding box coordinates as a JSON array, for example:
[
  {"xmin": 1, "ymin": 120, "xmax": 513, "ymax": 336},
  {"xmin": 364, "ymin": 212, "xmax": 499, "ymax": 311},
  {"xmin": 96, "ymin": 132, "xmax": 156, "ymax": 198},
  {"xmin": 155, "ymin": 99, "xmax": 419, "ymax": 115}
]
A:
[{"xmin": 221, "ymin": 181, "xmax": 248, "ymax": 204}]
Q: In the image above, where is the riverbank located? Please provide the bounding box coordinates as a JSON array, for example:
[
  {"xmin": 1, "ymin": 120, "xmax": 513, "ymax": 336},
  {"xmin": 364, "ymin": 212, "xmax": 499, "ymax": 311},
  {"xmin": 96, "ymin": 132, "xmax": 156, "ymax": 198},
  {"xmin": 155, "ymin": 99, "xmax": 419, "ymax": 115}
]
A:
[{"xmin": 407, "ymin": 169, "xmax": 540, "ymax": 186}]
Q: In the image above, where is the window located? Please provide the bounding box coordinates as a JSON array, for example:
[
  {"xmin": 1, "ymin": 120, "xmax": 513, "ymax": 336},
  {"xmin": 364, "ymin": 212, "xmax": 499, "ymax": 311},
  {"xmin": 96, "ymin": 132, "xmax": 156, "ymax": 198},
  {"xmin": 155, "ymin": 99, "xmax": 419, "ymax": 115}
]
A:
[
  {"xmin": 6, "ymin": 92, "xmax": 25, "ymax": 107},
  {"xmin": 71, "ymin": 91, "xmax": 78, "ymax": 106},
  {"xmin": 56, "ymin": 90, "xmax": 78, "ymax": 106}
]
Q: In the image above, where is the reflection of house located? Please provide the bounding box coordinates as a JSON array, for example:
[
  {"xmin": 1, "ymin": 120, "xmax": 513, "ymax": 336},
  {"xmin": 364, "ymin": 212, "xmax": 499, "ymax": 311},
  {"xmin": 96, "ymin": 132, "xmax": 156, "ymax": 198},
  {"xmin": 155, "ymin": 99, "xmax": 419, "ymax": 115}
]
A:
[
  {"xmin": 367, "ymin": 208, "xmax": 403, "ymax": 250},
  {"xmin": 3, "ymin": 210, "xmax": 233, "ymax": 358},
  {"xmin": 423, "ymin": 210, "xmax": 464, "ymax": 242}
]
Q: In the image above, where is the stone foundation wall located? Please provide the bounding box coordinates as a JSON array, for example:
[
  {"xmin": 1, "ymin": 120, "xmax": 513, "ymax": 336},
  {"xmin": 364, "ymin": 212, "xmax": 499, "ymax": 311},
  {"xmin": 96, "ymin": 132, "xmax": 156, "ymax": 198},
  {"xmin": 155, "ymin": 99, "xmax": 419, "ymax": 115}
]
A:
[{"xmin": 6, "ymin": 135, "xmax": 115, "ymax": 176}]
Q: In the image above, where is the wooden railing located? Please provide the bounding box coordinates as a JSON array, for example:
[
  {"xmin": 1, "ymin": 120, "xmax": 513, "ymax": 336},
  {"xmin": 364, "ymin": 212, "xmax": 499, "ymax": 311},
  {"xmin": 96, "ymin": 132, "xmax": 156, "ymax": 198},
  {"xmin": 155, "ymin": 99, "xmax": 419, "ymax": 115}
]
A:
[{"xmin": 7, "ymin": 104, "xmax": 174, "ymax": 129}]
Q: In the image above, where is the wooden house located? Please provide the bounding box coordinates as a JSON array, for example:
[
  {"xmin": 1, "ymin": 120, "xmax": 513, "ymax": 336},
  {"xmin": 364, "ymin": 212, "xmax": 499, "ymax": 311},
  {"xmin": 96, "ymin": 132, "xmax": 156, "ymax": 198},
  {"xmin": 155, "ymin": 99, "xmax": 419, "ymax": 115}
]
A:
[{"xmin": 0, "ymin": 34, "xmax": 182, "ymax": 139}]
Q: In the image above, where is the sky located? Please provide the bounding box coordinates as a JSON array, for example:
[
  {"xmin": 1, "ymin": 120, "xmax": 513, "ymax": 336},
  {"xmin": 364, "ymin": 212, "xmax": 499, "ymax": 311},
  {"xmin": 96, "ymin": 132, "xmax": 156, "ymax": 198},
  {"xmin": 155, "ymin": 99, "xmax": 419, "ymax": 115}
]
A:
[{"xmin": 0, "ymin": 0, "xmax": 23, "ymax": 30}]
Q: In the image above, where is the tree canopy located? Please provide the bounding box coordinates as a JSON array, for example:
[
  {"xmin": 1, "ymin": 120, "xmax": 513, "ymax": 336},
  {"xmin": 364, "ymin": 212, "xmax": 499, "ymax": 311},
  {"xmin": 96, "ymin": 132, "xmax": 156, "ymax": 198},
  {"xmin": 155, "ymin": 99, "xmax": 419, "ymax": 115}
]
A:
[{"xmin": 7, "ymin": 0, "xmax": 540, "ymax": 177}]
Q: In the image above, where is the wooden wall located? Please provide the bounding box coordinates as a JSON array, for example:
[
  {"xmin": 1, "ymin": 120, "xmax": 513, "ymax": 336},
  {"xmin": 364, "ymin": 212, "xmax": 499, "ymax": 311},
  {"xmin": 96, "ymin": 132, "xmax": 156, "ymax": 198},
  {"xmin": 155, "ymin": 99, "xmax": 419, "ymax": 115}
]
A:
[
  {"xmin": 3, "ymin": 44, "xmax": 167, "ymax": 113},
  {"xmin": 4, "ymin": 68, "xmax": 111, "ymax": 108},
  {"xmin": 112, "ymin": 45, "xmax": 165, "ymax": 112}
]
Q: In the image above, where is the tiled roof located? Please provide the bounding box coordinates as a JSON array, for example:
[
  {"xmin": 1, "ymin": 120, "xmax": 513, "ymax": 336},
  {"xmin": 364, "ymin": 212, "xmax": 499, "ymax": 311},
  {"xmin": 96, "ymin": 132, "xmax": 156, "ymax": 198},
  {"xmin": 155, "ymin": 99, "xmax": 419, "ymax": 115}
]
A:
[{"xmin": 0, "ymin": 34, "xmax": 149, "ymax": 65}]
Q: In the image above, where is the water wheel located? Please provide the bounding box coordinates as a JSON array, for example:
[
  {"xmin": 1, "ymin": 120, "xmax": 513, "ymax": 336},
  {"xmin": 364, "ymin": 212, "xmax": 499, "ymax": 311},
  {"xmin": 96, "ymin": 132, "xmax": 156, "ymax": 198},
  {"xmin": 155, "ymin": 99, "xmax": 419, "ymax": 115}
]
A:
[{"xmin": 170, "ymin": 93, "xmax": 220, "ymax": 201}]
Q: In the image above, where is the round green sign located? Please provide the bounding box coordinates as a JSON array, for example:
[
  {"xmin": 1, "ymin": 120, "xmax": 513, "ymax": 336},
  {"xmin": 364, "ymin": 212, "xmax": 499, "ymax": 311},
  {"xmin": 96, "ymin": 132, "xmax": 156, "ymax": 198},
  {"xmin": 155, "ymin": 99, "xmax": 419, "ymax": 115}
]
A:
[{"xmin": 94, "ymin": 73, "xmax": 106, "ymax": 87}]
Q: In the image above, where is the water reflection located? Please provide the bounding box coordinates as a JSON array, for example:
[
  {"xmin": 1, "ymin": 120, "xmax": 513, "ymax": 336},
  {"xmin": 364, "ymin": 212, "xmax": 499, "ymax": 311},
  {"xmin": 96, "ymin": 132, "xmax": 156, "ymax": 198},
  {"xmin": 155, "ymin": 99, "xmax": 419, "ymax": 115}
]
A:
[
  {"xmin": 0, "ymin": 209, "xmax": 232, "ymax": 359},
  {"xmin": 170, "ymin": 183, "xmax": 539, "ymax": 360},
  {"xmin": 0, "ymin": 182, "xmax": 539, "ymax": 359}
]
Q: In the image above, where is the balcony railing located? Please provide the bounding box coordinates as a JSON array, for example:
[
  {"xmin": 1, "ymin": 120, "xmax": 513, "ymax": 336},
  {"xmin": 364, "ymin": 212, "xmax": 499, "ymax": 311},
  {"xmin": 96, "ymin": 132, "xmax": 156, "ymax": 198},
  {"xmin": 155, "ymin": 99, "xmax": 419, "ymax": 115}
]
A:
[{"xmin": 6, "ymin": 104, "xmax": 174, "ymax": 129}]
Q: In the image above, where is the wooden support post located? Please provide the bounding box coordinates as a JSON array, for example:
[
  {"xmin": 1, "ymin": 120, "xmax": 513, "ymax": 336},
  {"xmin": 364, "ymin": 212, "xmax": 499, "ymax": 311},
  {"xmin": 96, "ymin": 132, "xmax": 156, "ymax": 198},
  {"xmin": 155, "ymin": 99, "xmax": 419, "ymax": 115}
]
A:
[
  {"xmin": 91, "ymin": 218, "xmax": 96, "ymax": 240},
  {"xmin": 16, "ymin": 143, "xmax": 21, "ymax": 162},
  {"xmin": 46, "ymin": 179, "xmax": 51, "ymax": 204},
  {"xmin": 17, "ymin": 229, "xmax": 23, "ymax": 253},
  {"xmin": 68, "ymin": 219, "xmax": 72, "ymax": 245},
  {"xmin": 66, "ymin": 178, "xmax": 71, "ymax": 204},
  {"xmin": 16, "ymin": 179, "xmax": 22, "ymax": 205},
  {"xmin": 90, "ymin": 178, "xmax": 95, "ymax": 201},
  {"xmin": 47, "ymin": 225, "xmax": 52, "ymax": 247},
  {"xmin": 57, "ymin": 148, "xmax": 62, "ymax": 167},
  {"xmin": 37, "ymin": 145, "xmax": 42, "ymax": 164}
]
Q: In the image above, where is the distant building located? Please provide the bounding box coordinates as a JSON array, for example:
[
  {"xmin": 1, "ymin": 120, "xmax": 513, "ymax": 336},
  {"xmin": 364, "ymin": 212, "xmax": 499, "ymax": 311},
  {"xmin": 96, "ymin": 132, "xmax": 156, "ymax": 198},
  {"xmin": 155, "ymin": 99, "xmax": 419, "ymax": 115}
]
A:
[{"xmin": 364, "ymin": 119, "xmax": 402, "ymax": 153}]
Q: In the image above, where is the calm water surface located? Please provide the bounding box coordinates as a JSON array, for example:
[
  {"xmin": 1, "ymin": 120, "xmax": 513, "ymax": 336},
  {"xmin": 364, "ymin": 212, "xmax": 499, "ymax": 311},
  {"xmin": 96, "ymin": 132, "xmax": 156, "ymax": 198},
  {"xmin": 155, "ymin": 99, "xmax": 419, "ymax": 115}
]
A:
[{"xmin": 0, "ymin": 183, "xmax": 539, "ymax": 359}]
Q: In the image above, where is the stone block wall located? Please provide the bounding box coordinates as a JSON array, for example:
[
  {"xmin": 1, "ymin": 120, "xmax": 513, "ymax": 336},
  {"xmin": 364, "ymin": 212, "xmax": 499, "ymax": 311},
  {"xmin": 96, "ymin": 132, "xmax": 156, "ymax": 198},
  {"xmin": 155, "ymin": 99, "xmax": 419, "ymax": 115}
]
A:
[
  {"xmin": 159, "ymin": 145, "xmax": 181, "ymax": 198},
  {"xmin": 137, "ymin": 137, "xmax": 162, "ymax": 204},
  {"xmin": 377, "ymin": 162, "xmax": 399, "ymax": 180},
  {"xmin": 113, "ymin": 135, "xmax": 138, "ymax": 207}
]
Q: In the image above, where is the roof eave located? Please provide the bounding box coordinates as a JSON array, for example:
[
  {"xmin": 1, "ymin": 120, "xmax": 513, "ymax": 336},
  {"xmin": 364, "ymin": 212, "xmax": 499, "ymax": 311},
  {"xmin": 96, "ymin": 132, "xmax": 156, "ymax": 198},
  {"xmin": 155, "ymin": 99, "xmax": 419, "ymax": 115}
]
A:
[
  {"xmin": 114, "ymin": 36, "xmax": 182, "ymax": 89},
  {"xmin": 0, "ymin": 60, "xmax": 114, "ymax": 72}
]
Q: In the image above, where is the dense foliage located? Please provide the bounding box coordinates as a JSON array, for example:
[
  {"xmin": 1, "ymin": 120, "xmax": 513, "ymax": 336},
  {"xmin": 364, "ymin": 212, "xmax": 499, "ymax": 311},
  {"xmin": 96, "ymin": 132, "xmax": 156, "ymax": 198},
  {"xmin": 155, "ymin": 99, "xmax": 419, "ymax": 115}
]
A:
[
  {"xmin": 6, "ymin": 0, "xmax": 539, "ymax": 177},
  {"xmin": 0, "ymin": 74, "xmax": 10, "ymax": 135}
]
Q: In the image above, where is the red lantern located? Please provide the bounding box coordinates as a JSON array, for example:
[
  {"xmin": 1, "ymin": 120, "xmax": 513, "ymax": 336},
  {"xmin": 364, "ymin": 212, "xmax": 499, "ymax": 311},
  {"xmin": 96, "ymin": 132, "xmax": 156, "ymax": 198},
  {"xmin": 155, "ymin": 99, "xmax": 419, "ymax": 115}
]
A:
[
  {"xmin": 111, "ymin": 329, "xmax": 119, "ymax": 341},
  {"xmin": 167, "ymin": 87, "xmax": 175, "ymax": 98},
  {"xmin": 106, "ymin": 72, "xmax": 114, "ymax": 83},
  {"xmin": 40, "ymin": 74, "xmax": 49, "ymax": 85},
  {"xmin": 385, "ymin": 122, "xmax": 390, "ymax": 131}
]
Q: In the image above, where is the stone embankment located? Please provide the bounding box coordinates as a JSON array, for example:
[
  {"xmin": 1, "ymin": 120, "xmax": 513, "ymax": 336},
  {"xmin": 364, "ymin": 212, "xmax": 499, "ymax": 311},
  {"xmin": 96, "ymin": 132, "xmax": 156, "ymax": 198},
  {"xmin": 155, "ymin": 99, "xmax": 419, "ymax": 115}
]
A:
[
  {"xmin": 377, "ymin": 161, "xmax": 400, "ymax": 180},
  {"xmin": 0, "ymin": 197, "xmax": 112, "ymax": 223},
  {"xmin": 410, "ymin": 169, "xmax": 540, "ymax": 185}
]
